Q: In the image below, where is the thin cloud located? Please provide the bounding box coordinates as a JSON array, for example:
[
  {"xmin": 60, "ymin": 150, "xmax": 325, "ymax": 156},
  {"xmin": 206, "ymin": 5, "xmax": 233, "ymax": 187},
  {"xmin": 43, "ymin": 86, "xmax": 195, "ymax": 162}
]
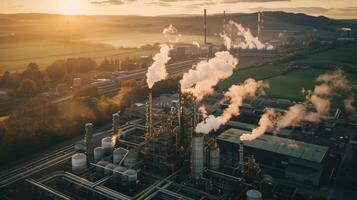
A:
[
  {"xmin": 91, "ymin": 0, "xmax": 125, "ymax": 6},
  {"xmin": 223, "ymin": 0, "xmax": 290, "ymax": 3}
]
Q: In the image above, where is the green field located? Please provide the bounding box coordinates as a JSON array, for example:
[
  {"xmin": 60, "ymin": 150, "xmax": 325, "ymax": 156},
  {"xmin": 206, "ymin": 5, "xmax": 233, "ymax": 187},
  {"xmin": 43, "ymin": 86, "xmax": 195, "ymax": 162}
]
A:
[
  {"xmin": 220, "ymin": 43, "xmax": 357, "ymax": 100},
  {"xmin": 0, "ymin": 41, "xmax": 158, "ymax": 73},
  {"xmin": 298, "ymin": 42, "xmax": 357, "ymax": 71}
]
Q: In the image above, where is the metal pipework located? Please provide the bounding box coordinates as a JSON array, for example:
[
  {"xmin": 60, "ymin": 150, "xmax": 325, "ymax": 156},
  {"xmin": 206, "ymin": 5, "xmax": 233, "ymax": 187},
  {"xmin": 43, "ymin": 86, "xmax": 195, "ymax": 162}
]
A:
[
  {"xmin": 85, "ymin": 123, "xmax": 94, "ymax": 164},
  {"xmin": 239, "ymin": 141, "xmax": 244, "ymax": 173}
]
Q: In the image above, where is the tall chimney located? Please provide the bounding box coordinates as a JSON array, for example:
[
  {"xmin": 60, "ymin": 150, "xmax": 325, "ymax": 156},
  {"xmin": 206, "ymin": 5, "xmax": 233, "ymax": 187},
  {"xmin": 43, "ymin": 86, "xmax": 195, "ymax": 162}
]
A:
[
  {"xmin": 148, "ymin": 88, "xmax": 153, "ymax": 137},
  {"xmin": 178, "ymin": 83, "xmax": 185, "ymax": 147},
  {"xmin": 258, "ymin": 12, "xmax": 263, "ymax": 41},
  {"xmin": 239, "ymin": 141, "xmax": 244, "ymax": 173},
  {"xmin": 204, "ymin": 9, "xmax": 207, "ymax": 44},
  {"xmin": 85, "ymin": 123, "xmax": 94, "ymax": 164},
  {"xmin": 223, "ymin": 10, "xmax": 226, "ymax": 33},
  {"xmin": 112, "ymin": 112, "xmax": 120, "ymax": 135}
]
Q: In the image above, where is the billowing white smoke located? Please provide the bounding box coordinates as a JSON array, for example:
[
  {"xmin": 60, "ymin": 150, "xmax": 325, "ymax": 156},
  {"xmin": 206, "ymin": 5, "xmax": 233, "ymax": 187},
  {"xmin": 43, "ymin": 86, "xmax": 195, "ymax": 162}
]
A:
[
  {"xmin": 240, "ymin": 109, "xmax": 276, "ymax": 141},
  {"xmin": 307, "ymin": 69, "xmax": 350, "ymax": 115},
  {"xmin": 277, "ymin": 104, "xmax": 320, "ymax": 129},
  {"xmin": 221, "ymin": 20, "xmax": 274, "ymax": 50},
  {"xmin": 199, "ymin": 105, "xmax": 208, "ymax": 119},
  {"xmin": 146, "ymin": 44, "xmax": 172, "ymax": 88},
  {"xmin": 163, "ymin": 24, "xmax": 181, "ymax": 43},
  {"xmin": 192, "ymin": 41, "xmax": 200, "ymax": 48},
  {"xmin": 240, "ymin": 69, "xmax": 352, "ymax": 141},
  {"xmin": 195, "ymin": 78, "xmax": 265, "ymax": 134},
  {"xmin": 180, "ymin": 51, "xmax": 238, "ymax": 101},
  {"xmin": 147, "ymin": 25, "xmax": 181, "ymax": 88}
]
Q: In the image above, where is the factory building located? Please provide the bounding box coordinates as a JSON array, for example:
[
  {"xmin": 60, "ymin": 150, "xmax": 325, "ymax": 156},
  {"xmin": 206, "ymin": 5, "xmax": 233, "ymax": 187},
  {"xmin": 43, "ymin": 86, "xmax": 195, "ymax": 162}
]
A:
[{"xmin": 217, "ymin": 128, "xmax": 329, "ymax": 186}]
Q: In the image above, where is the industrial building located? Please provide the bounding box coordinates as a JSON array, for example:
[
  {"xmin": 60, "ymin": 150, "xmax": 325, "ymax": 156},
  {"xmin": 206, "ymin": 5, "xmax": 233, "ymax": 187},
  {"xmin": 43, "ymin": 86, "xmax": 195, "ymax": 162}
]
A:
[{"xmin": 217, "ymin": 128, "xmax": 329, "ymax": 186}]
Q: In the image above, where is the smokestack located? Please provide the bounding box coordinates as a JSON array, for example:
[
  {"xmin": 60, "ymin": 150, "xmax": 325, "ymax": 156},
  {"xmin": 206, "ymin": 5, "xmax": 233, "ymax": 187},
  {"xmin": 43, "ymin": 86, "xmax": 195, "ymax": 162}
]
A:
[
  {"xmin": 239, "ymin": 141, "xmax": 244, "ymax": 173},
  {"xmin": 85, "ymin": 123, "xmax": 94, "ymax": 164},
  {"xmin": 148, "ymin": 88, "xmax": 153, "ymax": 137},
  {"xmin": 178, "ymin": 83, "xmax": 185, "ymax": 147},
  {"xmin": 204, "ymin": 9, "xmax": 207, "ymax": 44},
  {"xmin": 112, "ymin": 112, "xmax": 120, "ymax": 135},
  {"xmin": 223, "ymin": 10, "xmax": 226, "ymax": 33},
  {"xmin": 258, "ymin": 12, "xmax": 263, "ymax": 41},
  {"xmin": 193, "ymin": 102, "xmax": 199, "ymax": 128}
]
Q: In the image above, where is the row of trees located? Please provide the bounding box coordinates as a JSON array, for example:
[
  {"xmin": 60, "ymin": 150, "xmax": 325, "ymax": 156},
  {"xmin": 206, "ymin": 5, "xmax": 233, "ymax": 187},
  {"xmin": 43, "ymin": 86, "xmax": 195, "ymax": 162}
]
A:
[
  {"xmin": 0, "ymin": 58, "xmax": 96, "ymax": 96},
  {"xmin": 0, "ymin": 78, "xmax": 179, "ymax": 165}
]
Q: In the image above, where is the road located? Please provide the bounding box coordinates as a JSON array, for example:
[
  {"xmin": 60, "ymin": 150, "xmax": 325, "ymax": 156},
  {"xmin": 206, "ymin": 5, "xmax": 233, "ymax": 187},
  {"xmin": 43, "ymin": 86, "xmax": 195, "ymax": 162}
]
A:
[{"xmin": 116, "ymin": 59, "xmax": 198, "ymax": 82}]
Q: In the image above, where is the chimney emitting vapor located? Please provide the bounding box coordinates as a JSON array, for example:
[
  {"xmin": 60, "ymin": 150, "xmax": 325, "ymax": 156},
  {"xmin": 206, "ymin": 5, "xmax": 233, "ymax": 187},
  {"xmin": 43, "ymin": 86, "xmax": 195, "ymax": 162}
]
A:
[{"xmin": 204, "ymin": 9, "xmax": 207, "ymax": 44}]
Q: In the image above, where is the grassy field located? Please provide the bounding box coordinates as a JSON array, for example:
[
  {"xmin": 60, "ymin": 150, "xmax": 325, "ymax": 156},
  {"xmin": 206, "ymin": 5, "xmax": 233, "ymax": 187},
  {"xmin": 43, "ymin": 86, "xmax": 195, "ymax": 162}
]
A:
[
  {"xmin": 0, "ymin": 40, "xmax": 158, "ymax": 73},
  {"xmin": 298, "ymin": 42, "xmax": 357, "ymax": 71},
  {"xmin": 220, "ymin": 42, "xmax": 357, "ymax": 100}
]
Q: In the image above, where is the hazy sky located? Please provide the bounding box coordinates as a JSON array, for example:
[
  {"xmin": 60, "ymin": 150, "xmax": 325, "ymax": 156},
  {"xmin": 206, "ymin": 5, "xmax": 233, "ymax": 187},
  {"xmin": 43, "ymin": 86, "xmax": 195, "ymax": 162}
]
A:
[{"xmin": 1, "ymin": 0, "xmax": 357, "ymax": 19}]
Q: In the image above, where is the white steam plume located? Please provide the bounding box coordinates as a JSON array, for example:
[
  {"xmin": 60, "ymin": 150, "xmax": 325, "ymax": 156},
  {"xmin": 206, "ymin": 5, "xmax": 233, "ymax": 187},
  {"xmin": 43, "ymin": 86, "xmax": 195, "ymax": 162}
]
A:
[
  {"xmin": 163, "ymin": 24, "xmax": 182, "ymax": 43},
  {"xmin": 180, "ymin": 51, "xmax": 238, "ymax": 101},
  {"xmin": 242, "ymin": 69, "xmax": 352, "ymax": 141},
  {"xmin": 192, "ymin": 41, "xmax": 200, "ymax": 48},
  {"xmin": 221, "ymin": 20, "xmax": 274, "ymax": 50},
  {"xmin": 147, "ymin": 25, "xmax": 182, "ymax": 88},
  {"xmin": 240, "ymin": 109, "xmax": 277, "ymax": 141},
  {"xmin": 195, "ymin": 78, "xmax": 265, "ymax": 134},
  {"xmin": 199, "ymin": 105, "xmax": 208, "ymax": 119},
  {"xmin": 307, "ymin": 69, "xmax": 350, "ymax": 115},
  {"xmin": 146, "ymin": 44, "xmax": 172, "ymax": 88}
]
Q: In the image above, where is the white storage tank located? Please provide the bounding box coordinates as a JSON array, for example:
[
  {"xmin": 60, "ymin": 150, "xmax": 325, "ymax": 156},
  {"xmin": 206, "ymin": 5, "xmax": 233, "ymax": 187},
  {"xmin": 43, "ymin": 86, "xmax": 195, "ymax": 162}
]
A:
[
  {"xmin": 246, "ymin": 189, "xmax": 262, "ymax": 200},
  {"xmin": 192, "ymin": 133, "xmax": 204, "ymax": 180},
  {"xmin": 124, "ymin": 151, "xmax": 138, "ymax": 168},
  {"xmin": 94, "ymin": 147, "xmax": 105, "ymax": 163},
  {"xmin": 125, "ymin": 169, "xmax": 138, "ymax": 183},
  {"xmin": 104, "ymin": 163, "xmax": 117, "ymax": 176},
  {"xmin": 72, "ymin": 153, "xmax": 87, "ymax": 174},
  {"xmin": 113, "ymin": 148, "xmax": 127, "ymax": 164},
  {"xmin": 113, "ymin": 166, "xmax": 127, "ymax": 183},
  {"xmin": 96, "ymin": 160, "xmax": 110, "ymax": 178},
  {"xmin": 102, "ymin": 137, "xmax": 114, "ymax": 155},
  {"xmin": 209, "ymin": 148, "xmax": 220, "ymax": 170}
]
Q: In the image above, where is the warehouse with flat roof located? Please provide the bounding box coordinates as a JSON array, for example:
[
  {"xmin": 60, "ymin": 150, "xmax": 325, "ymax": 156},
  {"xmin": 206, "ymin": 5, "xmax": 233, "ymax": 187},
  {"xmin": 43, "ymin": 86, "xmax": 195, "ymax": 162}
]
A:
[{"xmin": 217, "ymin": 128, "xmax": 329, "ymax": 186}]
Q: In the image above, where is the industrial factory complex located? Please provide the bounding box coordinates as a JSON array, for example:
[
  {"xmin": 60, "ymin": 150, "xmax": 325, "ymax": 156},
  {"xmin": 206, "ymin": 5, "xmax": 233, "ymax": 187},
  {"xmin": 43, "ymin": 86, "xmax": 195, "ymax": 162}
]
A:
[{"xmin": 0, "ymin": 9, "xmax": 356, "ymax": 200}]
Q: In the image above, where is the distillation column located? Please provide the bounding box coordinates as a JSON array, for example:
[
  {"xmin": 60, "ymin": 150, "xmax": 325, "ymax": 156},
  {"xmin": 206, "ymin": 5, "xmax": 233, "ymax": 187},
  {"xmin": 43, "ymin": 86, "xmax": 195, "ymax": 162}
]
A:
[{"xmin": 85, "ymin": 123, "xmax": 94, "ymax": 164}]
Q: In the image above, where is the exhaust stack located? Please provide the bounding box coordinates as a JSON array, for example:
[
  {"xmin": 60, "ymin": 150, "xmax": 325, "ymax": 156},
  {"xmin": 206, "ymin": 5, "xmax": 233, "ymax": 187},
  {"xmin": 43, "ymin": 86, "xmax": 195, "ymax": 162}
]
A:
[
  {"xmin": 146, "ymin": 88, "xmax": 153, "ymax": 139},
  {"xmin": 258, "ymin": 12, "xmax": 264, "ymax": 41},
  {"xmin": 204, "ymin": 9, "xmax": 207, "ymax": 44},
  {"xmin": 85, "ymin": 123, "xmax": 94, "ymax": 164}
]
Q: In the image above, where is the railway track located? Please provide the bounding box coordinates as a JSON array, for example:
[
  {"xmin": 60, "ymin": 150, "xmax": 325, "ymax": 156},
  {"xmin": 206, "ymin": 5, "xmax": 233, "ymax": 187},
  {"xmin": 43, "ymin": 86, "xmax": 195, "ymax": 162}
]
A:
[{"xmin": 0, "ymin": 144, "xmax": 75, "ymax": 189}]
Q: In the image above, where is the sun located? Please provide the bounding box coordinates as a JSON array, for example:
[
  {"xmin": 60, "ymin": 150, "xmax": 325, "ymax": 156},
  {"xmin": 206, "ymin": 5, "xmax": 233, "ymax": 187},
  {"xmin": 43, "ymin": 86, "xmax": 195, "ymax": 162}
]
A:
[{"xmin": 56, "ymin": 0, "xmax": 83, "ymax": 15}]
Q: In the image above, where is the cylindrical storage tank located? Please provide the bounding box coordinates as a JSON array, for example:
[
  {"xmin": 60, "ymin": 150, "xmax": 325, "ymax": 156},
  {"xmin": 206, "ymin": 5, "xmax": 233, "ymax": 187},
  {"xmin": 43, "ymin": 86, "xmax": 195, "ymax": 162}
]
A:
[
  {"xmin": 94, "ymin": 147, "xmax": 105, "ymax": 163},
  {"xmin": 96, "ymin": 160, "xmax": 110, "ymax": 178},
  {"xmin": 72, "ymin": 153, "xmax": 87, "ymax": 174},
  {"xmin": 113, "ymin": 166, "xmax": 127, "ymax": 183},
  {"xmin": 113, "ymin": 148, "xmax": 127, "ymax": 164},
  {"xmin": 192, "ymin": 133, "xmax": 204, "ymax": 180},
  {"xmin": 124, "ymin": 151, "xmax": 138, "ymax": 168},
  {"xmin": 102, "ymin": 137, "xmax": 114, "ymax": 155},
  {"xmin": 209, "ymin": 148, "xmax": 220, "ymax": 170},
  {"xmin": 125, "ymin": 169, "xmax": 138, "ymax": 183},
  {"xmin": 246, "ymin": 190, "xmax": 262, "ymax": 200},
  {"xmin": 104, "ymin": 163, "xmax": 117, "ymax": 176}
]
